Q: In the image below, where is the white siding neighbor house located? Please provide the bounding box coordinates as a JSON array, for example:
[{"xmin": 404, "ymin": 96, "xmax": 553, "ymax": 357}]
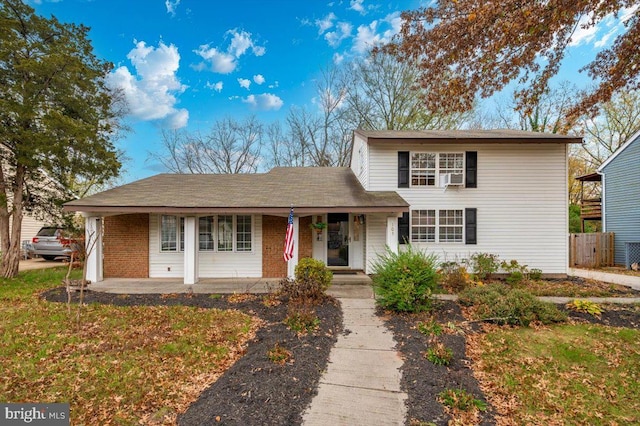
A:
[{"xmin": 64, "ymin": 130, "xmax": 581, "ymax": 285}]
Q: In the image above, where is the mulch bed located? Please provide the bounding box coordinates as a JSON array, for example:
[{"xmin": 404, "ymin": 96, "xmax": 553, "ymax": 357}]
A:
[
  {"xmin": 382, "ymin": 299, "xmax": 640, "ymax": 426},
  {"xmin": 381, "ymin": 301, "xmax": 495, "ymax": 426},
  {"xmin": 42, "ymin": 288, "xmax": 343, "ymax": 426},
  {"xmin": 41, "ymin": 287, "xmax": 640, "ymax": 426}
]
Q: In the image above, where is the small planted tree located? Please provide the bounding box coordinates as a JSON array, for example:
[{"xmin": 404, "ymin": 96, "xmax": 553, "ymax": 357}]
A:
[{"xmin": 370, "ymin": 245, "xmax": 439, "ymax": 312}]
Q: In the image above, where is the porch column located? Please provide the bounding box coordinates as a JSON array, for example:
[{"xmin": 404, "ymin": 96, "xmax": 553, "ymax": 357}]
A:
[
  {"xmin": 85, "ymin": 216, "xmax": 103, "ymax": 283},
  {"xmin": 386, "ymin": 216, "xmax": 398, "ymax": 254},
  {"xmin": 287, "ymin": 216, "xmax": 300, "ymax": 279},
  {"xmin": 183, "ymin": 216, "xmax": 198, "ymax": 285}
]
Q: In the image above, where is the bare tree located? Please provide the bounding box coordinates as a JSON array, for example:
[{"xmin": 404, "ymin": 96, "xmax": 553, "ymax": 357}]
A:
[
  {"xmin": 577, "ymin": 90, "xmax": 640, "ymax": 169},
  {"xmin": 152, "ymin": 116, "xmax": 263, "ymax": 174},
  {"xmin": 344, "ymin": 52, "xmax": 469, "ymax": 131},
  {"xmin": 494, "ymin": 82, "xmax": 579, "ymax": 134}
]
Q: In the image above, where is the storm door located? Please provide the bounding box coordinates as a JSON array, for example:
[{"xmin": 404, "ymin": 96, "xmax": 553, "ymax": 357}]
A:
[{"xmin": 327, "ymin": 213, "xmax": 349, "ymax": 266}]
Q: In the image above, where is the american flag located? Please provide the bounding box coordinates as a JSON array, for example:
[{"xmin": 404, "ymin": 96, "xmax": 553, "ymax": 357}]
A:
[{"xmin": 283, "ymin": 207, "xmax": 294, "ymax": 262}]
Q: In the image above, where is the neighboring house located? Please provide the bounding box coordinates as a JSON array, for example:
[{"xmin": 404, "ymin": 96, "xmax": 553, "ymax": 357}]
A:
[
  {"xmin": 597, "ymin": 129, "xmax": 640, "ymax": 266},
  {"xmin": 1, "ymin": 213, "xmax": 48, "ymax": 257},
  {"xmin": 64, "ymin": 129, "xmax": 581, "ymax": 285}
]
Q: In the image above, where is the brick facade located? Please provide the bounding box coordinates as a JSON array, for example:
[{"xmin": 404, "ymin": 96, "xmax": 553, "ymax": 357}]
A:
[
  {"xmin": 103, "ymin": 214, "xmax": 149, "ymax": 278},
  {"xmin": 262, "ymin": 215, "xmax": 312, "ymax": 278}
]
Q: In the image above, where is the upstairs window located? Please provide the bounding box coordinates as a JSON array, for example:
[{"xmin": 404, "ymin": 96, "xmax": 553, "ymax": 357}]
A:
[{"xmin": 410, "ymin": 152, "xmax": 464, "ymax": 187}]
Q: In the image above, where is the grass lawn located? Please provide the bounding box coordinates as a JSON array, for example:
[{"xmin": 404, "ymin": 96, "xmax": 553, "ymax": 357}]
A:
[
  {"xmin": 468, "ymin": 324, "xmax": 640, "ymax": 425},
  {"xmin": 0, "ymin": 268, "xmax": 258, "ymax": 425}
]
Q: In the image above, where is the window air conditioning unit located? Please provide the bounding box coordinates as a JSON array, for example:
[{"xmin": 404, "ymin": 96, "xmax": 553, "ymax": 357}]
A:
[{"xmin": 443, "ymin": 173, "xmax": 464, "ymax": 186}]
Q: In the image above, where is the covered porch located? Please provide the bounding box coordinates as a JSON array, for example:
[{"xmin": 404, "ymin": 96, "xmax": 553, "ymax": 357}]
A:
[{"xmin": 85, "ymin": 273, "xmax": 374, "ymax": 298}]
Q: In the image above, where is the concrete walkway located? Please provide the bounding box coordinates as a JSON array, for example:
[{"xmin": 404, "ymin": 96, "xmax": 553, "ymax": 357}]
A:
[
  {"xmin": 302, "ymin": 298, "xmax": 406, "ymax": 425},
  {"xmin": 569, "ymin": 267, "xmax": 640, "ymax": 291}
]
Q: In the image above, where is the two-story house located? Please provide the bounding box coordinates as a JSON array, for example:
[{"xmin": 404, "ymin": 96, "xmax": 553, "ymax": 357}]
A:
[{"xmin": 64, "ymin": 129, "xmax": 581, "ymax": 285}]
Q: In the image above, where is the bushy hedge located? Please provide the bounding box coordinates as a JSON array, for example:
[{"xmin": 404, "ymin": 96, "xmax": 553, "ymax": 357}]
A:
[
  {"xmin": 370, "ymin": 245, "xmax": 439, "ymax": 312},
  {"xmin": 459, "ymin": 283, "xmax": 566, "ymax": 326},
  {"xmin": 279, "ymin": 258, "xmax": 333, "ymax": 303}
]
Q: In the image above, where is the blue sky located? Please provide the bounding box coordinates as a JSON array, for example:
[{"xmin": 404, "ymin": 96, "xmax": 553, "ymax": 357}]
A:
[{"xmin": 29, "ymin": 0, "xmax": 637, "ymax": 183}]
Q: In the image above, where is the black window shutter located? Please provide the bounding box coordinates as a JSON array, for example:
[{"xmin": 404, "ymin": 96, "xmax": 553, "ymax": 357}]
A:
[
  {"xmin": 465, "ymin": 208, "xmax": 477, "ymax": 245},
  {"xmin": 398, "ymin": 151, "xmax": 409, "ymax": 188},
  {"xmin": 465, "ymin": 151, "xmax": 477, "ymax": 188},
  {"xmin": 398, "ymin": 212, "xmax": 409, "ymax": 244}
]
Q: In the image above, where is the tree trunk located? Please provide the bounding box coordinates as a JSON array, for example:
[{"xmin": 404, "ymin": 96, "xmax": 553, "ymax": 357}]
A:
[{"xmin": 1, "ymin": 166, "xmax": 25, "ymax": 278}]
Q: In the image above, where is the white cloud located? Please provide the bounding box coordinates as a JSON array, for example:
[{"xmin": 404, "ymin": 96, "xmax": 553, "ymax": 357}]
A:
[
  {"xmin": 165, "ymin": 0, "xmax": 180, "ymax": 16},
  {"xmin": 570, "ymin": 6, "xmax": 639, "ymax": 48},
  {"xmin": 333, "ymin": 52, "xmax": 345, "ymax": 65},
  {"xmin": 349, "ymin": 0, "xmax": 365, "ymax": 14},
  {"xmin": 238, "ymin": 78, "xmax": 251, "ymax": 89},
  {"xmin": 107, "ymin": 41, "xmax": 188, "ymax": 128},
  {"xmin": 268, "ymin": 81, "xmax": 279, "ymax": 89},
  {"xmin": 194, "ymin": 29, "xmax": 266, "ymax": 74},
  {"xmin": 316, "ymin": 12, "xmax": 337, "ymax": 34},
  {"xmin": 325, "ymin": 21, "xmax": 353, "ymax": 47},
  {"xmin": 242, "ymin": 93, "xmax": 284, "ymax": 111},
  {"xmin": 253, "ymin": 74, "xmax": 265, "ymax": 85},
  {"xmin": 193, "ymin": 46, "xmax": 236, "ymax": 74},
  {"xmin": 206, "ymin": 81, "xmax": 224, "ymax": 92},
  {"xmin": 352, "ymin": 12, "xmax": 400, "ymax": 54}
]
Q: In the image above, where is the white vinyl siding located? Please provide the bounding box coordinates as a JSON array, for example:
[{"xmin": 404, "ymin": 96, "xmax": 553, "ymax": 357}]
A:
[
  {"xmin": 364, "ymin": 143, "xmax": 569, "ymax": 273},
  {"xmin": 150, "ymin": 214, "xmax": 262, "ymax": 278},
  {"xmin": 350, "ymin": 133, "xmax": 370, "ymax": 189},
  {"xmin": 364, "ymin": 213, "xmax": 388, "ymax": 274}
]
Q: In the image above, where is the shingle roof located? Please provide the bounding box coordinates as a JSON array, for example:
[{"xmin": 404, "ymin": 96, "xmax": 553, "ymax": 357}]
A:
[
  {"xmin": 64, "ymin": 167, "xmax": 408, "ymax": 214},
  {"xmin": 355, "ymin": 129, "xmax": 583, "ymax": 143}
]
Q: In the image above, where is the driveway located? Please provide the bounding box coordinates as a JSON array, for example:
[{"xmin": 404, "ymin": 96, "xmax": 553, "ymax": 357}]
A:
[{"xmin": 19, "ymin": 258, "xmax": 66, "ymax": 271}]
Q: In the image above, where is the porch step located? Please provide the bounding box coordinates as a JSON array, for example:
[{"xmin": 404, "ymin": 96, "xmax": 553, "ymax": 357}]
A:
[{"xmin": 330, "ymin": 274, "xmax": 372, "ymax": 286}]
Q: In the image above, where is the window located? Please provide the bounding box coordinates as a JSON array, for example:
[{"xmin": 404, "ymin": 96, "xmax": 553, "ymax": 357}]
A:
[
  {"xmin": 217, "ymin": 215, "xmax": 233, "ymax": 252},
  {"xmin": 411, "ymin": 153, "xmax": 436, "ymax": 186},
  {"xmin": 236, "ymin": 215, "xmax": 252, "ymax": 251},
  {"xmin": 199, "ymin": 216, "xmax": 214, "ymax": 251},
  {"xmin": 411, "ymin": 210, "xmax": 435, "ymax": 242},
  {"xmin": 439, "ymin": 153, "xmax": 464, "ymax": 175},
  {"xmin": 410, "ymin": 209, "xmax": 464, "ymax": 243},
  {"xmin": 439, "ymin": 210, "xmax": 463, "ymax": 243},
  {"xmin": 410, "ymin": 152, "xmax": 464, "ymax": 187},
  {"xmin": 161, "ymin": 214, "xmax": 252, "ymax": 252},
  {"xmin": 160, "ymin": 216, "xmax": 184, "ymax": 251}
]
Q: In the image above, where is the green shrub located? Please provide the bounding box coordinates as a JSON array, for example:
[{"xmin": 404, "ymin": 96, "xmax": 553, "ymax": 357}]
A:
[
  {"xmin": 528, "ymin": 268, "xmax": 543, "ymax": 280},
  {"xmin": 417, "ymin": 319, "xmax": 443, "ymax": 336},
  {"xmin": 295, "ymin": 257, "xmax": 332, "ymax": 291},
  {"xmin": 425, "ymin": 340, "xmax": 453, "ymax": 366},
  {"xmin": 566, "ymin": 299, "xmax": 603, "ymax": 317},
  {"xmin": 439, "ymin": 261, "xmax": 472, "ymax": 293},
  {"xmin": 500, "ymin": 259, "xmax": 529, "ymax": 286},
  {"xmin": 459, "ymin": 283, "xmax": 567, "ymax": 326},
  {"xmin": 284, "ymin": 301, "xmax": 320, "ymax": 334},
  {"xmin": 468, "ymin": 252, "xmax": 500, "ymax": 281},
  {"xmin": 370, "ymin": 245, "xmax": 439, "ymax": 313},
  {"xmin": 279, "ymin": 258, "xmax": 333, "ymax": 302},
  {"xmin": 438, "ymin": 389, "xmax": 487, "ymax": 412}
]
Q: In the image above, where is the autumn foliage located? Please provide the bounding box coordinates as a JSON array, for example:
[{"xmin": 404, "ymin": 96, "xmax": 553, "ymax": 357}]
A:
[{"xmin": 383, "ymin": 0, "xmax": 639, "ymax": 124}]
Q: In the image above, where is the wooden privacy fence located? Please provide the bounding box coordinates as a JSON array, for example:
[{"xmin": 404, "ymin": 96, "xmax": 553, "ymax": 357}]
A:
[{"xmin": 569, "ymin": 232, "xmax": 615, "ymax": 268}]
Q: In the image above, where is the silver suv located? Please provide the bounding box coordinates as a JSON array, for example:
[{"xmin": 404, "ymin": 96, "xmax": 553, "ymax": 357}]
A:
[{"xmin": 31, "ymin": 227, "xmax": 75, "ymax": 260}]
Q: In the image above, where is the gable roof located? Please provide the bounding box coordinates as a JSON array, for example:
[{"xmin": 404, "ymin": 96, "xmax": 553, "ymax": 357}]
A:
[
  {"xmin": 64, "ymin": 167, "xmax": 408, "ymax": 215},
  {"xmin": 597, "ymin": 129, "xmax": 640, "ymax": 173},
  {"xmin": 354, "ymin": 129, "xmax": 583, "ymax": 144}
]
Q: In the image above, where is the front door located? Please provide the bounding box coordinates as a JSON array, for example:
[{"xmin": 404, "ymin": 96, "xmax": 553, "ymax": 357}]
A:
[{"xmin": 327, "ymin": 213, "xmax": 349, "ymax": 266}]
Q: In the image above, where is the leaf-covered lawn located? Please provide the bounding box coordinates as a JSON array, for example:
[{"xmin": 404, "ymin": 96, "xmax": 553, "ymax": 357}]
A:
[
  {"xmin": 468, "ymin": 324, "xmax": 640, "ymax": 425},
  {"xmin": 0, "ymin": 268, "xmax": 259, "ymax": 425}
]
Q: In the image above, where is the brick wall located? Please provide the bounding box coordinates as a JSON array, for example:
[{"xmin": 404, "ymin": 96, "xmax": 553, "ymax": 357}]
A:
[
  {"xmin": 103, "ymin": 214, "xmax": 149, "ymax": 278},
  {"xmin": 262, "ymin": 215, "xmax": 313, "ymax": 278}
]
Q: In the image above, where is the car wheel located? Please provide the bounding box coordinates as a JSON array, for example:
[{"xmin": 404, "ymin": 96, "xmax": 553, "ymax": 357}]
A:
[{"xmin": 42, "ymin": 255, "xmax": 57, "ymax": 261}]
